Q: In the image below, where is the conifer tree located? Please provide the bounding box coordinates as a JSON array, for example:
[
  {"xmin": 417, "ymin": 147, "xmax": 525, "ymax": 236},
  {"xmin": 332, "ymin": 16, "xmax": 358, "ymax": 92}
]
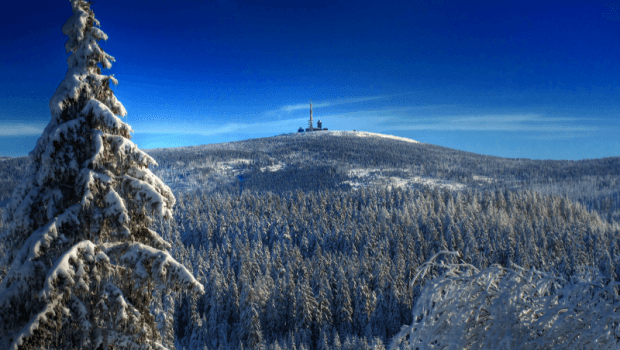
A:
[
  {"xmin": 332, "ymin": 331, "xmax": 342, "ymax": 350},
  {"xmin": 334, "ymin": 267, "xmax": 353, "ymax": 334},
  {"xmin": 318, "ymin": 328, "xmax": 330, "ymax": 350},
  {"xmin": 295, "ymin": 276, "xmax": 317, "ymax": 335},
  {"xmin": 158, "ymin": 292, "xmax": 177, "ymax": 349},
  {"xmin": 0, "ymin": 1, "xmax": 203, "ymax": 349},
  {"xmin": 239, "ymin": 277, "xmax": 264, "ymax": 350}
]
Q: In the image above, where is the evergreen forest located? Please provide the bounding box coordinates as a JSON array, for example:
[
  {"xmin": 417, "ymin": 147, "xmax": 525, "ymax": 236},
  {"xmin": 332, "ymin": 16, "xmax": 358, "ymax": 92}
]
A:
[
  {"xmin": 157, "ymin": 185, "xmax": 619, "ymax": 349},
  {"xmin": 1, "ymin": 133, "xmax": 620, "ymax": 349}
]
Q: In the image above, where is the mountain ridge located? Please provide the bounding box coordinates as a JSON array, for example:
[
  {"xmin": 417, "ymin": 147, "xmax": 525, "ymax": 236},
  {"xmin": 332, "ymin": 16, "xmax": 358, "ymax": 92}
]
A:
[
  {"xmin": 142, "ymin": 131, "xmax": 620, "ymax": 220},
  {"xmin": 1, "ymin": 131, "xmax": 619, "ymax": 220}
]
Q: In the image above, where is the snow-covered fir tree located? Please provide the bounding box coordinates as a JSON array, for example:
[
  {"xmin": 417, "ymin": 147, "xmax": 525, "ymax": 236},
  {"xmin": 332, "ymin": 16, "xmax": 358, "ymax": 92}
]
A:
[
  {"xmin": 389, "ymin": 251, "xmax": 620, "ymax": 350},
  {"xmin": 0, "ymin": 1, "xmax": 203, "ymax": 349}
]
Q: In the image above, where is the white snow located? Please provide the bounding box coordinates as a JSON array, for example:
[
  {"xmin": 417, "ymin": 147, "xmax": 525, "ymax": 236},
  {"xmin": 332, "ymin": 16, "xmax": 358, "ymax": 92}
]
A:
[
  {"xmin": 347, "ymin": 130, "xmax": 420, "ymax": 144},
  {"xmin": 39, "ymin": 240, "xmax": 104, "ymax": 301},
  {"xmin": 61, "ymin": 0, "xmax": 90, "ymax": 47},
  {"xmin": 144, "ymin": 228, "xmax": 172, "ymax": 250},
  {"xmin": 409, "ymin": 176, "xmax": 466, "ymax": 190},
  {"xmin": 84, "ymin": 129, "xmax": 105, "ymax": 168},
  {"xmin": 106, "ymin": 134, "xmax": 155, "ymax": 168},
  {"xmin": 122, "ymin": 174, "xmax": 170, "ymax": 218},
  {"xmin": 346, "ymin": 168, "xmax": 465, "ymax": 191},
  {"xmin": 78, "ymin": 168, "xmax": 113, "ymax": 208},
  {"xmin": 473, "ymin": 175, "xmax": 495, "ymax": 183},
  {"xmin": 101, "ymin": 241, "xmax": 204, "ymax": 294},
  {"xmin": 103, "ymin": 189, "xmax": 129, "ymax": 224},
  {"xmin": 37, "ymin": 117, "xmax": 86, "ymax": 185},
  {"xmin": 81, "ymin": 99, "xmax": 132, "ymax": 135},
  {"xmin": 7, "ymin": 239, "xmax": 107, "ymax": 350},
  {"xmin": 127, "ymin": 166, "xmax": 176, "ymax": 216},
  {"xmin": 215, "ymin": 159, "xmax": 252, "ymax": 172},
  {"xmin": 260, "ymin": 162, "xmax": 286, "ymax": 172},
  {"xmin": 293, "ymin": 130, "xmax": 420, "ymax": 144},
  {"xmin": 392, "ymin": 252, "xmax": 620, "ymax": 350}
]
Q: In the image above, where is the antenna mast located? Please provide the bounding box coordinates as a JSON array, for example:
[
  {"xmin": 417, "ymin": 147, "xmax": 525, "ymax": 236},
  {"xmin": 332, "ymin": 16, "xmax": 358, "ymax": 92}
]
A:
[{"xmin": 309, "ymin": 100, "xmax": 313, "ymax": 131}]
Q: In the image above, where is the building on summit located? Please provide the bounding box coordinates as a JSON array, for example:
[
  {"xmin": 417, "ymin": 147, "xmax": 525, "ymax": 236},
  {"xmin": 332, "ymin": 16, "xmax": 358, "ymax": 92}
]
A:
[{"xmin": 298, "ymin": 102, "xmax": 328, "ymax": 132}]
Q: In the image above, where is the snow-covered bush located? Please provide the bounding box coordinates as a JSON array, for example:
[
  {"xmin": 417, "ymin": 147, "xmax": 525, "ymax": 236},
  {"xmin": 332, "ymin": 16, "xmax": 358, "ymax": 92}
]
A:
[
  {"xmin": 0, "ymin": 1, "xmax": 202, "ymax": 349},
  {"xmin": 390, "ymin": 252, "xmax": 620, "ymax": 350}
]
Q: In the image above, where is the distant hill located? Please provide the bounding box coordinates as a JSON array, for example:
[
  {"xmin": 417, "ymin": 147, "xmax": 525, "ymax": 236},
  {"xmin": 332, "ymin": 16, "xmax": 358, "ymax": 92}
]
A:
[
  {"xmin": 1, "ymin": 131, "xmax": 619, "ymax": 220},
  {"xmin": 144, "ymin": 131, "xmax": 620, "ymax": 221}
]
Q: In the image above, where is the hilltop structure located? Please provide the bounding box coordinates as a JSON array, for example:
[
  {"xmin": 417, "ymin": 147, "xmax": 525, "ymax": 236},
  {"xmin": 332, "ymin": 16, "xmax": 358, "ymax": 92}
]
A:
[{"xmin": 298, "ymin": 101, "xmax": 328, "ymax": 132}]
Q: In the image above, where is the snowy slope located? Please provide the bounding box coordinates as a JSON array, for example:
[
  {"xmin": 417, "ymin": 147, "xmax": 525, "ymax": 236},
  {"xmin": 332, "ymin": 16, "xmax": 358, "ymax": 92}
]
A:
[
  {"xmin": 143, "ymin": 131, "xmax": 620, "ymax": 211},
  {"xmin": 144, "ymin": 131, "xmax": 470, "ymax": 193},
  {"xmin": 2, "ymin": 131, "xmax": 620, "ymax": 220}
]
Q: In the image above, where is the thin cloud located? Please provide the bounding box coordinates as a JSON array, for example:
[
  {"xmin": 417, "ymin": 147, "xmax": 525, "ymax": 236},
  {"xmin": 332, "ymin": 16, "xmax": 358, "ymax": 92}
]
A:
[
  {"xmin": 135, "ymin": 117, "xmax": 307, "ymax": 136},
  {"xmin": 133, "ymin": 106, "xmax": 600, "ymax": 139},
  {"xmin": 281, "ymin": 102, "xmax": 330, "ymax": 113},
  {"xmin": 394, "ymin": 123, "xmax": 597, "ymax": 132},
  {"xmin": 0, "ymin": 123, "xmax": 45, "ymax": 136},
  {"xmin": 313, "ymin": 111, "xmax": 598, "ymax": 133},
  {"xmin": 395, "ymin": 114, "xmax": 597, "ymax": 132},
  {"xmin": 277, "ymin": 93, "xmax": 414, "ymax": 113}
]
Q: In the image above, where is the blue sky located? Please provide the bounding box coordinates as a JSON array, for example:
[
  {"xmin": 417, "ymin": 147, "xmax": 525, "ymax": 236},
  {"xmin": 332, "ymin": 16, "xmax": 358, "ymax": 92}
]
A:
[{"xmin": 1, "ymin": 0, "xmax": 619, "ymax": 160}]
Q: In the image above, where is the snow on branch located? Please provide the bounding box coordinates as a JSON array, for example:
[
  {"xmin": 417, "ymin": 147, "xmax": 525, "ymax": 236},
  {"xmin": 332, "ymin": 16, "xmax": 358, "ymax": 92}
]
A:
[
  {"xmin": 391, "ymin": 252, "xmax": 620, "ymax": 350},
  {"xmin": 0, "ymin": 205, "xmax": 82, "ymax": 304},
  {"xmin": 37, "ymin": 117, "xmax": 86, "ymax": 186},
  {"xmin": 127, "ymin": 166, "xmax": 175, "ymax": 207},
  {"xmin": 48, "ymin": 69, "xmax": 83, "ymax": 116},
  {"xmin": 101, "ymin": 241, "xmax": 204, "ymax": 295},
  {"xmin": 93, "ymin": 328, "xmax": 168, "ymax": 350},
  {"xmin": 77, "ymin": 168, "xmax": 113, "ymax": 209},
  {"xmin": 143, "ymin": 228, "xmax": 172, "ymax": 251},
  {"xmin": 5, "ymin": 239, "xmax": 191, "ymax": 350},
  {"xmin": 408, "ymin": 250, "xmax": 466, "ymax": 287},
  {"xmin": 39, "ymin": 241, "xmax": 110, "ymax": 301},
  {"xmin": 122, "ymin": 169, "xmax": 174, "ymax": 219},
  {"xmin": 6, "ymin": 240, "xmax": 112, "ymax": 350},
  {"xmin": 106, "ymin": 134, "xmax": 156, "ymax": 170},
  {"xmin": 51, "ymin": 1, "xmax": 127, "ymax": 119},
  {"xmin": 84, "ymin": 129, "xmax": 105, "ymax": 169},
  {"xmin": 103, "ymin": 188, "xmax": 129, "ymax": 225},
  {"xmin": 81, "ymin": 99, "xmax": 131, "ymax": 136},
  {"xmin": 61, "ymin": 0, "xmax": 90, "ymax": 53}
]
